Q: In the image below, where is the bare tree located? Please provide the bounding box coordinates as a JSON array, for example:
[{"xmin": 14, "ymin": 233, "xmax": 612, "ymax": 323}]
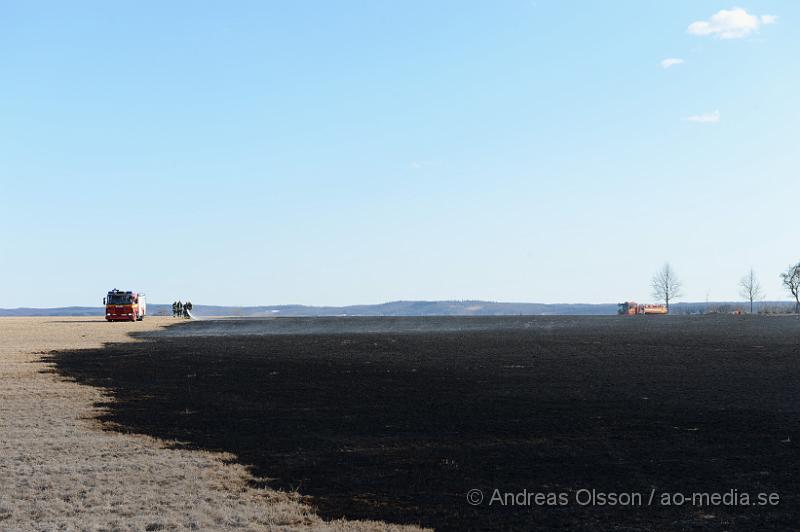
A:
[
  {"xmin": 780, "ymin": 262, "xmax": 800, "ymax": 314},
  {"xmin": 739, "ymin": 268, "xmax": 763, "ymax": 314},
  {"xmin": 651, "ymin": 262, "xmax": 683, "ymax": 313}
]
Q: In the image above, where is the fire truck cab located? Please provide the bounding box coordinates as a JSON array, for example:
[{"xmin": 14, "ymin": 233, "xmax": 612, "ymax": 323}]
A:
[{"xmin": 104, "ymin": 289, "xmax": 146, "ymax": 322}]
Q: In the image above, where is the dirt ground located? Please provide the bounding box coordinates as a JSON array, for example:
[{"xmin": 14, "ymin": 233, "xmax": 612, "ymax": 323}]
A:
[
  {"xmin": 0, "ymin": 317, "xmax": 419, "ymax": 531},
  {"xmin": 37, "ymin": 315, "xmax": 800, "ymax": 531}
]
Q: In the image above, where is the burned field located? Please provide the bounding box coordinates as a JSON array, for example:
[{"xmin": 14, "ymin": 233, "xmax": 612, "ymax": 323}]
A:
[{"xmin": 49, "ymin": 316, "xmax": 800, "ymax": 531}]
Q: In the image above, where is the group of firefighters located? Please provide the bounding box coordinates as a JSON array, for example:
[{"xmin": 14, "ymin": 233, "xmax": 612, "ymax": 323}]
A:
[{"xmin": 172, "ymin": 300, "xmax": 193, "ymax": 318}]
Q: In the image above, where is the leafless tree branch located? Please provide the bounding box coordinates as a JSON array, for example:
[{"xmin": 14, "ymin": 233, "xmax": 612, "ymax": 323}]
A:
[
  {"xmin": 651, "ymin": 262, "xmax": 683, "ymax": 313},
  {"xmin": 739, "ymin": 268, "xmax": 763, "ymax": 314},
  {"xmin": 780, "ymin": 263, "xmax": 800, "ymax": 314}
]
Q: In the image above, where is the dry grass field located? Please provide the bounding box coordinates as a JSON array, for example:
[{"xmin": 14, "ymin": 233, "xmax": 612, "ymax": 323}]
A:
[
  {"xmin": 0, "ymin": 317, "xmax": 421, "ymax": 531},
  {"xmin": 6, "ymin": 315, "xmax": 800, "ymax": 530}
]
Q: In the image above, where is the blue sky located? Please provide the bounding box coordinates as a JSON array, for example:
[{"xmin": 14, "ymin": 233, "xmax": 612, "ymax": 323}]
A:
[{"xmin": 1, "ymin": 1, "xmax": 797, "ymax": 307}]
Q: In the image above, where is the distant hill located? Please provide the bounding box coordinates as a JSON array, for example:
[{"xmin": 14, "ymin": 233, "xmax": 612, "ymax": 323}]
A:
[
  {"xmin": 1, "ymin": 301, "xmax": 616, "ymax": 317},
  {"xmin": 0, "ymin": 306, "xmax": 103, "ymax": 317},
  {"xmin": 187, "ymin": 301, "xmax": 621, "ymax": 317},
  {"xmin": 1, "ymin": 300, "xmax": 794, "ymax": 317}
]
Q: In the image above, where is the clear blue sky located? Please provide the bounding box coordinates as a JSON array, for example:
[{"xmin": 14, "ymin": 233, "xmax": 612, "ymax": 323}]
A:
[{"xmin": 1, "ymin": 1, "xmax": 797, "ymax": 307}]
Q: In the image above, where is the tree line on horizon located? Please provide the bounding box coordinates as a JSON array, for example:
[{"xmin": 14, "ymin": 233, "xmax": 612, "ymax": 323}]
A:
[{"xmin": 651, "ymin": 261, "xmax": 800, "ymax": 315}]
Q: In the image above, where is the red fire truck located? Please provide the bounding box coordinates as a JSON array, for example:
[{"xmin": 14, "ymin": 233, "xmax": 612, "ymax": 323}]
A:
[
  {"xmin": 617, "ymin": 301, "xmax": 668, "ymax": 315},
  {"xmin": 104, "ymin": 289, "xmax": 147, "ymax": 322}
]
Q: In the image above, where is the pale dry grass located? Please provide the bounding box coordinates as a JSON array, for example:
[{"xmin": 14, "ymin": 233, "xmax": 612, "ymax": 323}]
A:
[{"xmin": 0, "ymin": 317, "xmax": 424, "ymax": 531}]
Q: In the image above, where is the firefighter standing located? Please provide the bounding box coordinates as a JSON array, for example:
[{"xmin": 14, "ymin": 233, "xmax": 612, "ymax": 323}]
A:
[
  {"xmin": 176, "ymin": 301, "xmax": 183, "ymax": 318},
  {"xmin": 172, "ymin": 301, "xmax": 178, "ymax": 317},
  {"xmin": 184, "ymin": 301, "xmax": 193, "ymax": 318}
]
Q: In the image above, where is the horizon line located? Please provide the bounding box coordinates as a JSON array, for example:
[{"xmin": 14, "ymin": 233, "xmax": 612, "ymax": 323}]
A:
[{"xmin": 2, "ymin": 299, "xmax": 795, "ymax": 312}]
